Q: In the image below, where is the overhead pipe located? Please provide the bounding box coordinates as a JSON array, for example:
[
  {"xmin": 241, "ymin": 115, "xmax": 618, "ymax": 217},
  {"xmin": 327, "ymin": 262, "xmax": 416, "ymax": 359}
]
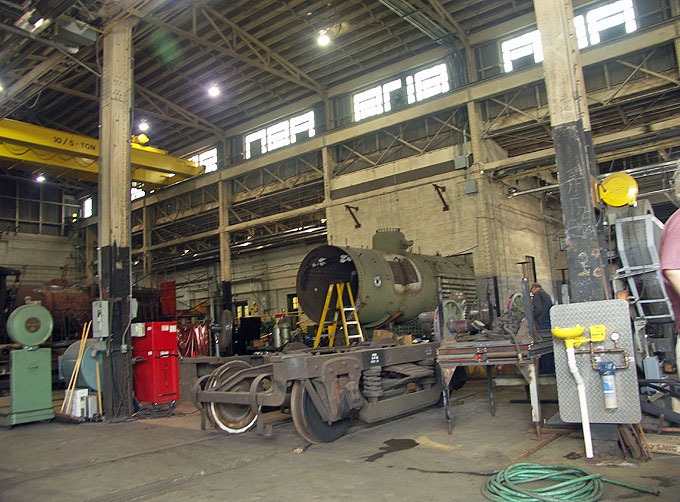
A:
[{"xmin": 508, "ymin": 160, "xmax": 680, "ymax": 198}]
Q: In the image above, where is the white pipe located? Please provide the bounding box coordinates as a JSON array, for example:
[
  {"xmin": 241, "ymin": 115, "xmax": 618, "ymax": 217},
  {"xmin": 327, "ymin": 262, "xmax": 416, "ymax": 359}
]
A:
[{"xmin": 566, "ymin": 346, "xmax": 594, "ymax": 458}]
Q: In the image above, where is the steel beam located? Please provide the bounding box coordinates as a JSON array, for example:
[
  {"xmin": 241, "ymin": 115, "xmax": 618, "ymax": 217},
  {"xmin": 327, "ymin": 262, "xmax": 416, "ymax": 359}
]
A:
[
  {"xmin": 135, "ymin": 85, "xmax": 224, "ymax": 136},
  {"xmin": 202, "ymin": 6, "xmax": 325, "ymax": 97},
  {"xmin": 0, "ymin": 142, "xmax": 177, "ymax": 185},
  {"xmin": 144, "ymin": 16, "xmax": 323, "ymax": 96},
  {"xmin": 131, "ymin": 22, "xmax": 678, "ymax": 210},
  {"xmin": 0, "ymin": 118, "xmax": 201, "ymax": 180}
]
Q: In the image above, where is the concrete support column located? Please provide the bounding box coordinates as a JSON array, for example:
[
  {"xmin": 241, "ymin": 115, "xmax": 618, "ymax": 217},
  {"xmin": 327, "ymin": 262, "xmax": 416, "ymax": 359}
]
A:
[
  {"xmin": 671, "ymin": 0, "xmax": 680, "ymax": 76},
  {"xmin": 98, "ymin": 18, "xmax": 134, "ymax": 419},
  {"xmin": 218, "ymin": 178, "xmax": 233, "ymax": 310},
  {"xmin": 535, "ymin": 0, "xmax": 610, "ymax": 302},
  {"xmin": 142, "ymin": 205, "xmax": 152, "ymax": 288},
  {"xmin": 85, "ymin": 225, "xmax": 96, "ymax": 283},
  {"xmin": 322, "ymin": 144, "xmax": 334, "ymax": 243},
  {"xmin": 466, "ymin": 100, "xmax": 495, "ymax": 280}
]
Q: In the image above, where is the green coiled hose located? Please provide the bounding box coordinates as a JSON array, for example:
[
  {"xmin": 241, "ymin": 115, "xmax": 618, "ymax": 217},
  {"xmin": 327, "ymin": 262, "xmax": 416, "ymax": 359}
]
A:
[{"xmin": 481, "ymin": 463, "xmax": 659, "ymax": 501}]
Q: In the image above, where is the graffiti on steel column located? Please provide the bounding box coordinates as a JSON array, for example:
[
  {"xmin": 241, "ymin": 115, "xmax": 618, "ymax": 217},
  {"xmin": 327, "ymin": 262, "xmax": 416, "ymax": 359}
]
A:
[{"xmin": 577, "ymin": 251, "xmax": 590, "ymax": 277}]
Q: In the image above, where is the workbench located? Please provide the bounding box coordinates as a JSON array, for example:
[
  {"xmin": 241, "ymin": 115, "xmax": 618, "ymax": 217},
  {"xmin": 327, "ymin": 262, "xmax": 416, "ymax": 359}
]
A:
[{"xmin": 437, "ymin": 337, "xmax": 553, "ymax": 437}]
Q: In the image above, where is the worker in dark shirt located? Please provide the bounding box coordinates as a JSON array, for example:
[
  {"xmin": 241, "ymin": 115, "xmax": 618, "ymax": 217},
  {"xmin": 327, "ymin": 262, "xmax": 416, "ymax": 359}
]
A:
[{"xmin": 530, "ymin": 283, "xmax": 552, "ymax": 330}]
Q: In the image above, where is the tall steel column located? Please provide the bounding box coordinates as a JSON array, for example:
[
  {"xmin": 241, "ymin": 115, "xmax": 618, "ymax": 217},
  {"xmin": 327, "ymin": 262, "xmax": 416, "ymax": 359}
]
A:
[
  {"xmin": 142, "ymin": 204, "xmax": 153, "ymax": 288},
  {"xmin": 535, "ymin": 0, "xmax": 611, "ymax": 302},
  {"xmin": 98, "ymin": 18, "xmax": 135, "ymax": 418},
  {"xmin": 218, "ymin": 179, "xmax": 233, "ymax": 311}
]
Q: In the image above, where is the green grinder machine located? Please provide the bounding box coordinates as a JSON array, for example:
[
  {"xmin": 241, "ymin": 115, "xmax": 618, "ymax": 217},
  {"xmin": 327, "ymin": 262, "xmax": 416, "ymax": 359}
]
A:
[{"xmin": 0, "ymin": 304, "xmax": 55, "ymax": 427}]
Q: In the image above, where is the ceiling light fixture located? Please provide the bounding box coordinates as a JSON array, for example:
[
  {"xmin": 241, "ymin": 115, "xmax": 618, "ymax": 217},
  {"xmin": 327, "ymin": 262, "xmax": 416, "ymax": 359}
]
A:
[
  {"xmin": 35, "ymin": 174, "xmax": 46, "ymax": 182},
  {"xmin": 138, "ymin": 120, "xmax": 149, "ymax": 132},
  {"xmin": 208, "ymin": 84, "xmax": 220, "ymax": 97},
  {"xmin": 317, "ymin": 29, "xmax": 330, "ymax": 47}
]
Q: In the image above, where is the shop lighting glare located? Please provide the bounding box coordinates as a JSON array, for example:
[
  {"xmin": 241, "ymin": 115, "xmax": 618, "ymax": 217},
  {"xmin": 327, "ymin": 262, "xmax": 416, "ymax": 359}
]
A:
[
  {"xmin": 0, "ymin": 81, "xmax": 3, "ymax": 92},
  {"xmin": 317, "ymin": 29, "xmax": 330, "ymax": 47},
  {"xmin": 138, "ymin": 120, "xmax": 149, "ymax": 132},
  {"xmin": 208, "ymin": 84, "xmax": 220, "ymax": 97},
  {"xmin": 35, "ymin": 174, "xmax": 46, "ymax": 182}
]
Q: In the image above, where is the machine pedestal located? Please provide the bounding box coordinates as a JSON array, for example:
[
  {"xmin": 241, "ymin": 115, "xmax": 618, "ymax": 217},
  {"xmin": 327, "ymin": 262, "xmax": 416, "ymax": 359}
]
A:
[{"xmin": 0, "ymin": 348, "xmax": 55, "ymax": 427}]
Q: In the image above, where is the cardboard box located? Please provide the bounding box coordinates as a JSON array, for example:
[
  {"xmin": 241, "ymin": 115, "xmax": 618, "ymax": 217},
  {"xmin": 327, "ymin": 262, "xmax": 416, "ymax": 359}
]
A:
[
  {"xmin": 397, "ymin": 335, "xmax": 412, "ymax": 345},
  {"xmin": 372, "ymin": 329, "xmax": 394, "ymax": 341},
  {"xmin": 65, "ymin": 388, "xmax": 88, "ymax": 417}
]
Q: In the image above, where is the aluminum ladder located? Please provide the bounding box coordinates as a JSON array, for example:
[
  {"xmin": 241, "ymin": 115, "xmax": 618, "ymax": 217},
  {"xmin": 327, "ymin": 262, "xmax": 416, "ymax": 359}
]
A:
[{"xmin": 313, "ymin": 282, "xmax": 364, "ymax": 348}]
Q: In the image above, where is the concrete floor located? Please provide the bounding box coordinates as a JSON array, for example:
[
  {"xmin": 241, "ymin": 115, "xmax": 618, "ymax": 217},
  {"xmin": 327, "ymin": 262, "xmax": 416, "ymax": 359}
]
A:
[{"xmin": 1, "ymin": 382, "xmax": 678, "ymax": 501}]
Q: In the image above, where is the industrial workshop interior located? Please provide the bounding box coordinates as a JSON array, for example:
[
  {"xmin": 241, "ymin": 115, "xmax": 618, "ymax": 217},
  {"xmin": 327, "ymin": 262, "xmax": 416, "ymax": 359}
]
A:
[{"xmin": 3, "ymin": 0, "xmax": 680, "ymax": 500}]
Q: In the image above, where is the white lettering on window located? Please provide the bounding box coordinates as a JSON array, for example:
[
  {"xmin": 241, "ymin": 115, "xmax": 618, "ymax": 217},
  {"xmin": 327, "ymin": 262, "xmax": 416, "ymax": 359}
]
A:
[
  {"xmin": 83, "ymin": 197, "xmax": 93, "ymax": 218},
  {"xmin": 586, "ymin": 0, "xmax": 636, "ymax": 45},
  {"xmin": 245, "ymin": 129, "xmax": 267, "ymax": 159},
  {"xmin": 406, "ymin": 75, "xmax": 415, "ymax": 104},
  {"xmin": 413, "ymin": 63, "xmax": 450, "ymax": 101},
  {"xmin": 131, "ymin": 184, "xmax": 145, "ymax": 201},
  {"xmin": 353, "ymin": 86, "xmax": 383, "ymax": 121},
  {"xmin": 353, "ymin": 63, "xmax": 449, "ymax": 121},
  {"xmin": 267, "ymin": 121, "xmax": 290, "ymax": 151},
  {"xmin": 244, "ymin": 110, "xmax": 315, "ymax": 159},
  {"xmin": 189, "ymin": 147, "xmax": 218, "ymax": 173},
  {"xmin": 382, "ymin": 79, "xmax": 402, "ymax": 112},
  {"xmin": 501, "ymin": 30, "xmax": 543, "ymax": 72},
  {"xmin": 502, "ymin": 1, "xmax": 639, "ymax": 73},
  {"xmin": 289, "ymin": 110, "xmax": 315, "ymax": 143},
  {"xmin": 573, "ymin": 15, "xmax": 589, "ymax": 49}
]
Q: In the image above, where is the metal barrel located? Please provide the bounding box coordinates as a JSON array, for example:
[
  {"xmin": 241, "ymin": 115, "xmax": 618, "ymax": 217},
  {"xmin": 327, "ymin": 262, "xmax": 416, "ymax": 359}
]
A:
[{"xmin": 60, "ymin": 339, "xmax": 103, "ymax": 391}]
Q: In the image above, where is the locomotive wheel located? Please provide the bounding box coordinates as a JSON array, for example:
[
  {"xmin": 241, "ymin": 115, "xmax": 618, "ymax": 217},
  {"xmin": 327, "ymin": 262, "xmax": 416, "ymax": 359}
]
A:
[
  {"xmin": 207, "ymin": 360, "xmax": 257, "ymax": 434},
  {"xmin": 290, "ymin": 380, "xmax": 349, "ymax": 443}
]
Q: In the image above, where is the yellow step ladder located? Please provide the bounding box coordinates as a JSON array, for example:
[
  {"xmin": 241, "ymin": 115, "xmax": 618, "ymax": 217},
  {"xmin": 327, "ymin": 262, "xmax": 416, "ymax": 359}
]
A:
[{"xmin": 314, "ymin": 282, "xmax": 364, "ymax": 348}]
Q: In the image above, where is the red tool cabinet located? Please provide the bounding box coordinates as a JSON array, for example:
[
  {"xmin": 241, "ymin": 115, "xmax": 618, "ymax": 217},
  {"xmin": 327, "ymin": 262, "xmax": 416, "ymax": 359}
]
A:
[{"xmin": 132, "ymin": 322, "xmax": 180, "ymax": 404}]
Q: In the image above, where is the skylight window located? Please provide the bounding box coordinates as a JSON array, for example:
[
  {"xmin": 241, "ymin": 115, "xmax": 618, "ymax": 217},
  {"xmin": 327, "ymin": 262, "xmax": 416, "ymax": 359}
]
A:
[
  {"xmin": 289, "ymin": 111, "xmax": 316, "ymax": 143},
  {"xmin": 244, "ymin": 110, "xmax": 315, "ymax": 159},
  {"xmin": 352, "ymin": 63, "xmax": 449, "ymax": 122},
  {"xmin": 83, "ymin": 197, "xmax": 93, "ymax": 218},
  {"xmin": 131, "ymin": 184, "xmax": 145, "ymax": 201},
  {"xmin": 189, "ymin": 147, "xmax": 218, "ymax": 173},
  {"xmin": 586, "ymin": 0, "xmax": 636, "ymax": 45},
  {"xmin": 501, "ymin": 30, "xmax": 544, "ymax": 72},
  {"xmin": 382, "ymin": 79, "xmax": 402, "ymax": 112},
  {"xmin": 501, "ymin": 1, "xmax": 637, "ymax": 73},
  {"xmin": 406, "ymin": 64, "xmax": 450, "ymax": 104},
  {"xmin": 353, "ymin": 86, "xmax": 383, "ymax": 121},
  {"xmin": 245, "ymin": 129, "xmax": 267, "ymax": 159},
  {"xmin": 573, "ymin": 15, "xmax": 590, "ymax": 49},
  {"xmin": 267, "ymin": 121, "xmax": 291, "ymax": 151}
]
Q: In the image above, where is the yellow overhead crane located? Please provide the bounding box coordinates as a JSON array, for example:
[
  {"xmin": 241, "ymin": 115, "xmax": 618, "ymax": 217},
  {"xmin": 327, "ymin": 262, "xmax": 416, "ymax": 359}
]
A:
[{"xmin": 0, "ymin": 118, "xmax": 203, "ymax": 185}]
